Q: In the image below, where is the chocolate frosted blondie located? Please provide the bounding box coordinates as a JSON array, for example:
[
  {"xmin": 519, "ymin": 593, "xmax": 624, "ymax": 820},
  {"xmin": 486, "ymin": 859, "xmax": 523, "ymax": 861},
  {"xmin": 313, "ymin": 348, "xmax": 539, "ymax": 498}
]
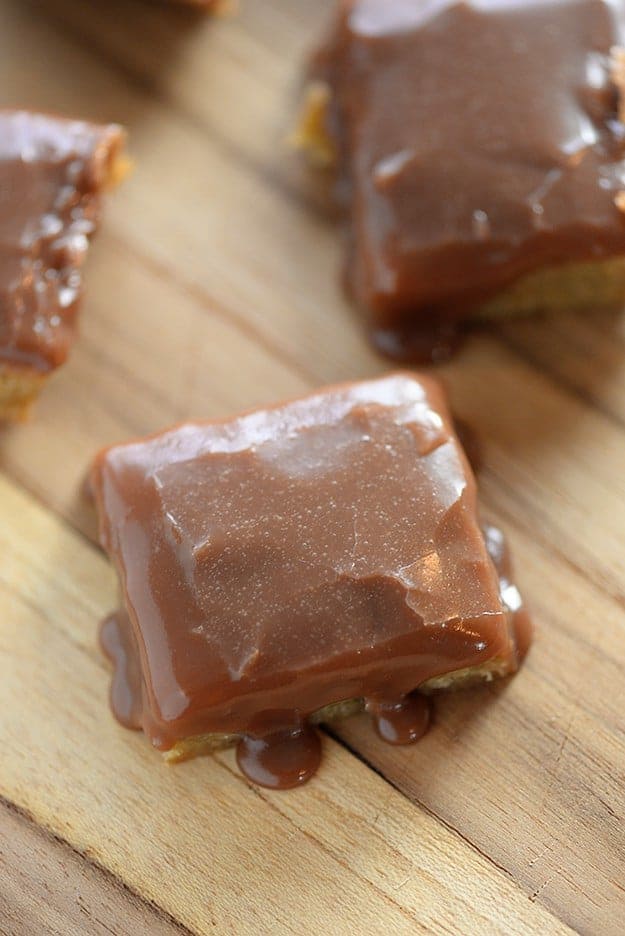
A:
[
  {"xmin": 91, "ymin": 374, "xmax": 530, "ymax": 788},
  {"xmin": 0, "ymin": 111, "xmax": 126, "ymax": 418},
  {"xmin": 296, "ymin": 0, "xmax": 625, "ymax": 360}
]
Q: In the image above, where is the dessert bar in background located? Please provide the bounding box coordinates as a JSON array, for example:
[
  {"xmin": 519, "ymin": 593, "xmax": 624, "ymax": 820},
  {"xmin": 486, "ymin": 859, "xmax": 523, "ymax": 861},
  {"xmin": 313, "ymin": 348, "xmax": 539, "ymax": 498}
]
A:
[
  {"xmin": 296, "ymin": 0, "xmax": 625, "ymax": 361},
  {"xmin": 91, "ymin": 373, "xmax": 531, "ymax": 789},
  {"xmin": 0, "ymin": 111, "xmax": 127, "ymax": 419}
]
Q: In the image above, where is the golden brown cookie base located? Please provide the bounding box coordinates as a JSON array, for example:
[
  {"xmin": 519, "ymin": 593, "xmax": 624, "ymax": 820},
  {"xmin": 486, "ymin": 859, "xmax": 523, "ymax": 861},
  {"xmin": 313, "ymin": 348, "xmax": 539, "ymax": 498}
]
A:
[
  {"xmin": 477, "ymin": 256, "xmax": 625, "ymax": 319},
  {"xmin": 0, "ymin": 366, "xmax": 48, "ymax": 421},
  {"xmin": 162, "ymin": 660, "xmax": 511, "ymax": 764}
]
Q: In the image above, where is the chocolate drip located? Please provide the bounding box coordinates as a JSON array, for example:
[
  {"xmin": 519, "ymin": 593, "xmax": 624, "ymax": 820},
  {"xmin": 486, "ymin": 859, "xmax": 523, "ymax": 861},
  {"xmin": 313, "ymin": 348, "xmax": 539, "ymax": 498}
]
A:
[
  {"xmin": 99, "ymin": 612, "xmax": 143, "ymax": 732},
  {"xmin": 372, "ymin": 323, "xmax": 464, "ymax": 366},
  {"xmin": 368, "ymin": 694, "xmax": 431, "ymax": 745},
  {"xmin": 236, "ymin": 726, "xmax": 322, "ymax": 790}
]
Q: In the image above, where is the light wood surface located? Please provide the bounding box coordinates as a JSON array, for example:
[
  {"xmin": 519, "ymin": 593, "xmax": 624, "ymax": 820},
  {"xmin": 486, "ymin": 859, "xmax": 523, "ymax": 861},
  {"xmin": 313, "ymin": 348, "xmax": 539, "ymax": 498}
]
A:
[{"xmin": 0, "ymin": 1, "xmax": 623, "ymax": 933}]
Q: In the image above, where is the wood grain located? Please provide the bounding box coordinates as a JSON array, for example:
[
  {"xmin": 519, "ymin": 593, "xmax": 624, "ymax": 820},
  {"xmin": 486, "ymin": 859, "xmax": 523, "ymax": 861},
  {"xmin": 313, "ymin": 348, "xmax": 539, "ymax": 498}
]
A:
[
  {"xmin": 0, "ymin": 0, "xmax": 623, "ymax": 933},
  {"xmin": 0, "ymin": 799, "xmax": 189, "ymax": 936}
]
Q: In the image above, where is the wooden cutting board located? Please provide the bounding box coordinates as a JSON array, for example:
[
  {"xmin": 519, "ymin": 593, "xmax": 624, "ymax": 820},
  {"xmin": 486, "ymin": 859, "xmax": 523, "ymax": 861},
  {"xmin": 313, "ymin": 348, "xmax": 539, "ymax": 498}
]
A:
[{"xmin": 0, "ymin": 1, "xmax": 623, "ymax": 933}]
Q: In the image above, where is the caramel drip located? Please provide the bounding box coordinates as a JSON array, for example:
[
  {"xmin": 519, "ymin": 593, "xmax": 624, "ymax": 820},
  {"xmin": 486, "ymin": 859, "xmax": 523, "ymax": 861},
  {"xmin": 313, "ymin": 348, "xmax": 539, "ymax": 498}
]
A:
[
  {"xmin": 99, "ymin": 612, "xmax": 143, "ymax": 732},
  {"xmin": 368, "ymin": 694, "xmax": 431, "ymax": 746},
  {"xmin": 236, "ymin": 726, "xmax": 322, "ymax": 790}
]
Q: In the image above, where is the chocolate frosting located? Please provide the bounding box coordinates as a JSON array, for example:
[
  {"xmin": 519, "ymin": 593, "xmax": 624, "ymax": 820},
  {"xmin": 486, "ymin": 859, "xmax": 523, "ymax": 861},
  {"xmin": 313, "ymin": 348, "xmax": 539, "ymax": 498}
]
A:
[
  {"xmin": 315, "ymin": 0, "xmax": 625, "ymax": 357},
  {"xmin": 0, "ymin": 111, "xmax": 124, "ymax": 372},
  {"xmin": 92, "ymin": 374, "xmax": 530, "ymax": 787}
]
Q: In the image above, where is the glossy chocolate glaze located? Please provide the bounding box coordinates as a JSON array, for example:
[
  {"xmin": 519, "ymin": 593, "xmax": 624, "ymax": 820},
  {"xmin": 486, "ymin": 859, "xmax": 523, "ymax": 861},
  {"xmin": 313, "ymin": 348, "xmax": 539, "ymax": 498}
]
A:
[
  {"xmin": 315, "ymin": 0, "xmax": 625, "ymax": 360},
  {"xmin": 92, "ymin": 374, "xmax": 530, "ymax": 788},
  {"xmin": 0, "ymin": 111, "xmax": 124, "ymax": 373}
]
